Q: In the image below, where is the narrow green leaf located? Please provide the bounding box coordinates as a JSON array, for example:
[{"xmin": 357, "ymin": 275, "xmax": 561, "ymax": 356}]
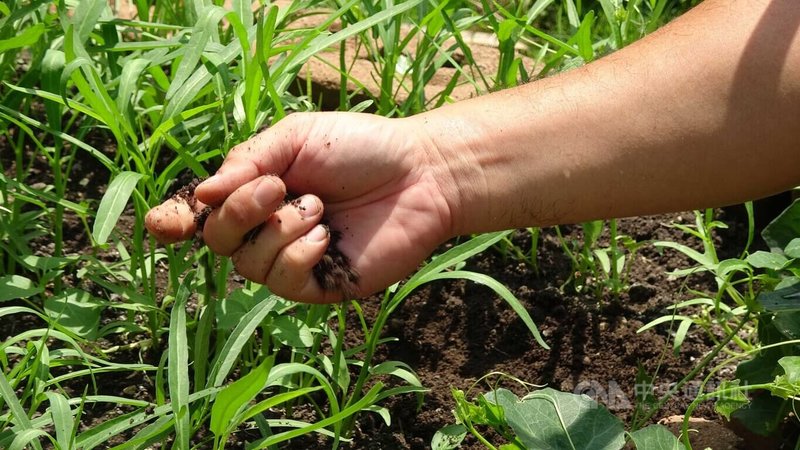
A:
[
  {"xmin": 0, "ymin": 371, "xmax": 42, "ymax": 450},
  {"xmin": 165, "ymin": 7, "xmax": 228, "ymax": 101},
  {"xmin": 8, "ymin": 429, "xmax": 49, "ymax": 450},
  {"xmin": 168, "ymin": 276, "xmax": 192, "ymax": 450},
  {"xmin": 395, "ymin": 231, "xmax": 511, "ymax": 302},
  {"xmin": 430, "ymin": 271, "xmax": 549, "ymax": 349},
  {"xmin": 70, "ymin": 0, "xmax": 106, "ymax": 43},
  {"xmin": 116, "ymin": 58, "xmax": 149, "ymax": 125},
  {"xmin": 45, "ymin": 392, "xmax": 75, "ymax": 450},
  {"xmin": 208, "ymin": 295, "xmax": 278, "ymax": 388},
  {"xmin": 210, "ymin": 356, "xmax": 273, "ymax": 436},
  {"xmin": 92, "ymin": 171, "xmax": 143, "ymax": 245},
  {"xmin": 252, "ymin": 383, "xmax": 383, "ymax": 448},
  {"xmin": 237, "ymin": 387, "xmax": 321, "ymax": 425},
  {"xmin": 0, "ymin": 22, "xmax": 44, "ymax": 53}
]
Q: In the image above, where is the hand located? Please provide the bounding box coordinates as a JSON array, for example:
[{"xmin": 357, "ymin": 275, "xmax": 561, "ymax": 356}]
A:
[{"xmin": 145, "ymin": 112, "xmax": 457, "ymax": 303}]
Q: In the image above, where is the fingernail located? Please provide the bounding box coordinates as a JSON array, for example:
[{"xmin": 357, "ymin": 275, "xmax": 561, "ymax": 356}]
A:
[
  {"xmin": 306, "ymin": 224, "xmax": 329, "ymax": 242},
  {"xmin": 295, "ymin": 195, "xmax": 320, "ymax": 218},
  {"xmin": 254, "ymin": 176, "xmax": 279, "ymax": 208}
]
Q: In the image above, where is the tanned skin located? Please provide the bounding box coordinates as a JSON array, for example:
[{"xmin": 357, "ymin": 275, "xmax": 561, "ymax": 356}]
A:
[{"xmin": 146, "ymin": 0, "xmax": 800, "ymax": 303}]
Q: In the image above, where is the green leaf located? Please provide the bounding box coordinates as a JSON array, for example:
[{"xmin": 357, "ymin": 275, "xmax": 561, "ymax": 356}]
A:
[
  {"xmin": 0, "ymin": 275, "xmax": 42, "ymax": 301},
  {"xmin": 731, "ymin": 394, "xmax": 788, "ymax": 436},
  {"xmin": 70, "ymin": 0, "xmax": 107, "ymax": 43},
  {"xmin": 495, "ymin": 388, "xmax": 625, "ymax": 450},
  {"xmin": 757, "ymin": 285, "xmax": 800, "ymax": 313},
  {"xmin": 785, "ymin": 238, "xmax": 800, "ymax": 259},
  {"xmin": 215, "ymin": 288, "xmax": 258, "ymax": 330},
  {"xmin": 43, "ymin": 289, "xmax": 103, "ymax": 339},
  {"xmin": 747, "ymin": 251, "xmax": 789, "ymax": 270},
  {"xmin": 778, "ymin": 356, "xmax": 800, "ymax": 384},
  {"xmin": 45, "ymin": 392, "xmax": 75, "ymax": 450},
  {"xmin": 582, "ymin": 220, "xmax": 603, "ymax": 246},
  {"xmin": 0, "ymin": 371, "xmax": 40, "ymax": 450},
  {"xmin": 208, "ymin": 296, "xmax": 278, "ymax": 388},
  {"xmin": 714, "ymin": 380, "xmax": 748, "ymax": 421},
  {"xmin": 8, "ymin": 429, "xmax": 49, "ymax": 450},
  {"xmin": 430, "ymin": 271, "xmax": 549, "ymax": 349},
  {"xmin": 168, "ymin": 277, "xmax": 192, "ymax": 450},
  {"xmin": 250, "ymin": 383, "xmax": 384, "ymax": 448},
  {"xmin": 629, "ymin": 424, "xmax": 686, "ymax": 450},
  {"xmin": 271, "ymin": 315, "xmax": 313, "ymax": 348},
  {"xmin": 0, "ymin": 23, "xmax": 45, "ymax": 53},
  {"xmin": 210, "ymin": 356, "xmax": 273, "ymax": 437},
  {"xmin": 762, "ymin": 199, "xmax": 800, "ymax": 252},
  {"xmin": 431, "ymin": 424, "xmax": 467, "ymax": 450},
  {"xmin": 93, "ymin": 171, "xmax": 143, "ymax": 245}
]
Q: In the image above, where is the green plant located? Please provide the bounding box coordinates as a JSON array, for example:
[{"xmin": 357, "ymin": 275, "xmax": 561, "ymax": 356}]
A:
[
  {"xmin": 555, "ymin": 220, "xmax": 644, "ymax": 299},
  {"xmin": 0, "ymin": 0, "xmax": 710, "ymax": 447},
  {"xmin": 639, "ymin": 207, "xmax": 759, "ymax": 354},
  {"xmin": 435, "ymin": 374, "xmax": 686, "ymax": 450}
]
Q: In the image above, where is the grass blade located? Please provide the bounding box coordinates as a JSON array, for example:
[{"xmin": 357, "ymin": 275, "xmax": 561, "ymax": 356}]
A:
[
  {"xmin": 0, "ymin": 23, "xmax": 45, "ymax": 53},
  {"xmin": 253, "ymin": 383, "xmax": 383, "ymax": 449},
  {"xmin": 393, "ymin": 231, "xmax": 512, "ymax": 303},
  {"xmin": 45, "ymin": 392, "xmax": 74, "ymax": 450},
  {"xmin": 430, "ymin": 271, "xmax": 550, "ymax": 349},
  {"xmin": 210, "ymin": 356, "xmax": 273, "ymax": 437},
  {"xmin": 207, "ymin": 295, "xmax": 278, "ymax": 388},
  {"xmin": 168, "ymin": 275, "xmax": 193, "ymax": 450},
  {"xmin": 92, "ymin": 171, "xmax": 143, "ymax": 245},
  {"xmin": 0, "ymin": 371, "xmax": 43, "ymax": 450}
]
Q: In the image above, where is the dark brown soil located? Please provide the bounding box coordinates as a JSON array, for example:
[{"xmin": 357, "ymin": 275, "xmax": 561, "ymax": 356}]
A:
[
  {"xmin": 345, "ymin": 210, "xmax": 760, "ymax": 449},
  {"xmin": 4, "ymin": 109, "xmax": 795, "ymax": 450}
]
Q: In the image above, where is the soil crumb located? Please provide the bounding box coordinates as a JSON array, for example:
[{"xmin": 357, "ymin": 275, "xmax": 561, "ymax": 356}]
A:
[{"xmin": 170, "ymin": 178, "xmax": 360, "ymax": 299}]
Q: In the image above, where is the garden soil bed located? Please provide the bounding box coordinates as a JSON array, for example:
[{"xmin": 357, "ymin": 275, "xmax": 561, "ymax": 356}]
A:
[
  {"xmin": 4, "ymin": 135, "xmax": 797, "ymax": 449},
  {"xmin": 344, "ymin": 208, "xmax": 766, "ymax": 450},
  {"xmin": 4, "ymin": 4, "xmax": 796, "ymax": 442}
]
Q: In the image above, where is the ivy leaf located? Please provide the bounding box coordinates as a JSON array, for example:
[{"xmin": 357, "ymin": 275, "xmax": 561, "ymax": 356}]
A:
[
  {"xmin": 216, "ymin": 288, "xmax": 258, "ymax": 330},
  {"xmin": 762, "ymin": 199, "xmax": 800, "ymax": 252},
  {"xmin": 785, "ymin": 238, "xmax": 800, "ymax": 259},
  {"xmin": 431, "ymin": 424, "xmax": 467, "ymax": 450},
  {"xmin": 495, "ymin": 388, "xmax": 625, "ymax": 450},
  {"xmin": 629, "ymin": 424, "xmax": 686, "ymax": 450},
  {"xmin": 746, "ymin": 251, "xmax": 789, "ymax": 270},
  {"xmin": 714, "ymin": 380, "xmax": 748, "ymax": 421}
]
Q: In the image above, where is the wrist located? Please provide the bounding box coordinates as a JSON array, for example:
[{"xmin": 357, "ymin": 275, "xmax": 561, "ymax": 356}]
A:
[{"xmin": 405, "ymin": 108, "xmax": 495, "ymax": 237}]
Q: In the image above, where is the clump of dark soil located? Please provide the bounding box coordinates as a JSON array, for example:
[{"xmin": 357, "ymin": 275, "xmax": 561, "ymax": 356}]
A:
[{"xmin": 168, "ymin": 179, "xmax": 360, "ymax": 299}]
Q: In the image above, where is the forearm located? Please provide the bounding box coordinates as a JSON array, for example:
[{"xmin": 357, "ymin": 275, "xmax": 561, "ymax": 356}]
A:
[{"xmin": 414, "ymin": 0, "xmax": 800, "ymax": 236}]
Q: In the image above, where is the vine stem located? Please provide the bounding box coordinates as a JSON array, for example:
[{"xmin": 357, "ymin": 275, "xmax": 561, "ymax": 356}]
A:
[{"xmin": 633, "ymin": 311, "xmax": 751, "ymax": 429}]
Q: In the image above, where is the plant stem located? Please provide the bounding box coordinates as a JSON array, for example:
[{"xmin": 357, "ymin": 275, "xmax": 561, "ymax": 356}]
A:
[{"xmin": 632, "ymin": 311, "xmax": 751, "ymax": 429}]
